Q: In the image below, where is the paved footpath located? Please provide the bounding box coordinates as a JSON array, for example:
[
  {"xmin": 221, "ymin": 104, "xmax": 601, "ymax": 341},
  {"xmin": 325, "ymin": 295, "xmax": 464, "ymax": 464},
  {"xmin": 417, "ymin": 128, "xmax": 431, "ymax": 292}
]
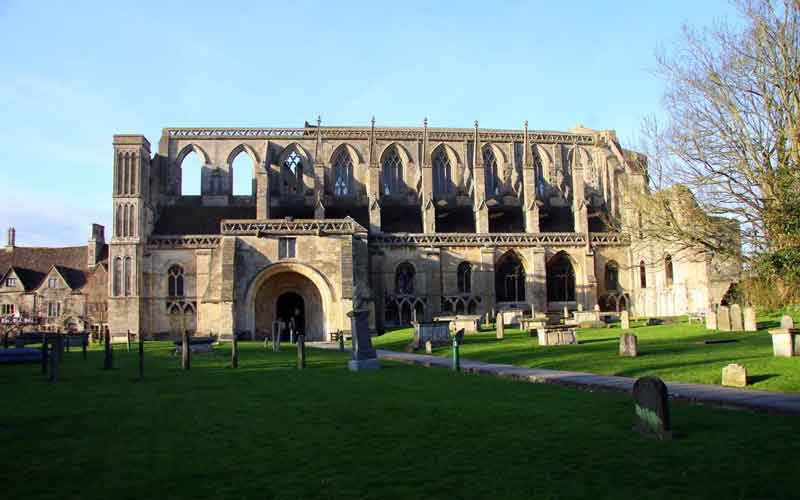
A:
[{"xmin": 315, "ymin": 344, "xmax": 800, "ymax": 415}]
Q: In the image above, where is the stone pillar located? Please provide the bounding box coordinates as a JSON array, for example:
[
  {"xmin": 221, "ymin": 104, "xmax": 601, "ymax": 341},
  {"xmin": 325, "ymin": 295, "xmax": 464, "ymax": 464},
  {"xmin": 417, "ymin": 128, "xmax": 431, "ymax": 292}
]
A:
[
  {"xmin": 420, "ymin": 119, "xmax": 435, "ymax": 233},
  {"xmin": 256, "ymin": 169, "xmax": 269, "ymax": 219},
  {"xmin": 473, "ymin": 122, "xmax": 489, "ymax": 233},
  {"xmin": 571, "ymin": 149, "xmax": 588, "ymax": 234},
  {"xmin": 530, "ymin": 247, "xmax": 546, "ymax": 313},
  {"xmin": 367, "ymin": 117, "xmax": 381, "ymax": 233},
  {"xmin": 521, "ymin": 121, "xmax": 540, "ymax": 233},
  {"xmin": 582, "ymin": 250, "xmax": 598, "ymax": 311}
]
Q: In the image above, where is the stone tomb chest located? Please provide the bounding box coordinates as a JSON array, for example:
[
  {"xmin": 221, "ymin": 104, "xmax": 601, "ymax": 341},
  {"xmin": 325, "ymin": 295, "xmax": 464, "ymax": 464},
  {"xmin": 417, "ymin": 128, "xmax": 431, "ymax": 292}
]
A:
[
  {"xmin": 434, "ymin": 315, "xmax": 481, "ymax": 334},
  {"xmin": 412, "ymin": 321, "xmax": 452, "ymax": 347},
  {"xmin": 537, "ymin": 326, "xmax": 578, "ymax": 346}
]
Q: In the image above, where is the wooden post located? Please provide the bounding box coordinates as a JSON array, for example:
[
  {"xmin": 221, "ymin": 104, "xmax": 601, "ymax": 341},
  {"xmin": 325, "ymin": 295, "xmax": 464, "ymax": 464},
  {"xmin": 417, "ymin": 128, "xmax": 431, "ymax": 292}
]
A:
[
  {"xmin": 138, "ymin": 332, "xmax": 144, "ymax": 381},
  {"xmin": 81, "ymin": 333, "xmax": 87, "ymax": 361},
  {"xmin": 49, "ymin": 336, "xmax": 62, "ymax": 383},
  {"xmin": 41, "ymin": 333, "xmax": 48, "ymax": 375},
  {"xmin": 103, "ymin": 331, "xmax": 113, "ymax": 370},
  {"xmin": 127, "ymin": 330, "xmax": 132, "ymax": 352},
  {"xmin": 181, "ymin": 330, "xmax": 190, "ymax": 370},
  {"xmin": 232, "ymin": 334, "xmax": 239, "ymax": 368}
]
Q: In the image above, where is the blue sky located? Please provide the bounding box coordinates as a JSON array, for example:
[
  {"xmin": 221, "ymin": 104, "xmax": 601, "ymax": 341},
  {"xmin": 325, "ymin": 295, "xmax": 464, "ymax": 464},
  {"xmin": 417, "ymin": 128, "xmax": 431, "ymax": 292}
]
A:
[{"xmin": 0, "ymin": 0, "xmax": 737, "ymax": 246}]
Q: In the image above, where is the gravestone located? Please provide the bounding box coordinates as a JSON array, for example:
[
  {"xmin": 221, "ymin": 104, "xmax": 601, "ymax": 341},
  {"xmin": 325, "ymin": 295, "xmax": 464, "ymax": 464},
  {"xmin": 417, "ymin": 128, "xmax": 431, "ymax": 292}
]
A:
[
  {"xmin": 717, "ymin": 306, "xmax": 731, "ymax": 332},
  {"xmin": 730, "ymin": 304, "xmax": 743, "ymax": 331},
  {"xmin": 619, "ymin": 333, "xmax": 638, "ymax": 357},
  {"xmin": 425, "ymin": 340, "xmax": 433, "ymax": 355},
  {"xmin": 495, "ymin": 313, "xmax": 504, "ymax": 340},
  {"xmin": 577, "ymin": 303, "xmax": 584, "ymax": 312},
  {"xmin": 272, "ymin": 320, "xmax": 284, "ymax": 353},
  {"xmin": 181, "ymin": 330, "xmax": 191, "ymax": 370},
  {"xmin": 632, "ymin": 376, "xmax": 672, "ymax": 440},
  {"xmin": 296, "ymin": 333, "xmax": 306, "ymax": 369},
  {"xmin": 413, "ymin": 321, "xmax": 451, "ymax": 346},
  {"xmin": 768, "ymin": 315, "xmax": 798, "ymax": 358},
  {"xmin": 781, "ymin": 315, "xmax": 794, "ymax": 329},
  {"xmin": 620, "ymin": 310, "xmax": 630, "ymax": 330},
  {"xmin": 562, "ymin": 305, "xmax": 569, "ymax": 320},
  {"xmin": 743, "ymin": 307, "xmax": 757, "ymax": 332},
  {"xmin": 722, "ymin": 363, "xmax": 747, "ymax": 387},
  {"xmin": 705, "ymin": 310, "xmax": 718, "ymax": 330},
  {"xmin": 538, "ymin": 328, "xmax": 578, "ymax": 346},
  {"xmin": 348, "ymin": 309, "xmax": 379, "ymax": 371}
]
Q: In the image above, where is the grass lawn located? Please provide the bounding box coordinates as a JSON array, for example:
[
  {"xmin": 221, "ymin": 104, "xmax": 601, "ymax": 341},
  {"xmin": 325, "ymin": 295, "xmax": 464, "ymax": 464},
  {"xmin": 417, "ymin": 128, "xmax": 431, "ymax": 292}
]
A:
[
  {"xmin": 1, "ymin": 342, "xmax": 799, "ymax": 499},
  {"xmin": 373, "ymin": 310, "xmax": 800, "ymax": 393}
]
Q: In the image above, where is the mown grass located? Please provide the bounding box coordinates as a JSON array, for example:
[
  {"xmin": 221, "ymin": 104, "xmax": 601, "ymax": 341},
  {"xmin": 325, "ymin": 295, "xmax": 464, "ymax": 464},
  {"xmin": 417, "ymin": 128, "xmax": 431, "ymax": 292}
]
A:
[
  {"xmin": 2, "ymin": 342, "xmax": 799, "ymax": 499},
  {"xmin": 373, "ymin": 310, "xmax": 800, "ymax": 393}
]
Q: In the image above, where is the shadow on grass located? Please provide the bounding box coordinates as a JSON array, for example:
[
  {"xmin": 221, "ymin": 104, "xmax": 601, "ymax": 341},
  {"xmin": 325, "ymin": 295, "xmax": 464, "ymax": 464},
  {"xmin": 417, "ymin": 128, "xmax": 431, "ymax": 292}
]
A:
[
  {"xmin": 578, "ymin": 337, "xmax": 618, "ymax": 345},
  {"xmin": 749, "ymin": 374, "xmax": 779, "ymax": 384}
]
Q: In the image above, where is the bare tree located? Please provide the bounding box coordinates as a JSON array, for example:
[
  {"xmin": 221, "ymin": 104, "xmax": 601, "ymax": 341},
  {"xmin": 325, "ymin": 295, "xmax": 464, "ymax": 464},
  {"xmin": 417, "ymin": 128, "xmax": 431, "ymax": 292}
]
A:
[{"xmin": 635, "ymin": 0, "xmax": 800, "ymax": 263}]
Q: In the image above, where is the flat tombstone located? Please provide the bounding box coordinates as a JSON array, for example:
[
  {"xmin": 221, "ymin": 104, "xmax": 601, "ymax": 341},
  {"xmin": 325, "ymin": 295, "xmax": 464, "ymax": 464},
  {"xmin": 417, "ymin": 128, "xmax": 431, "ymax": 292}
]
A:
[
  {"xmin": 425, "ymin": 340, "xmax": 433, "ymax": 355},
  {"xmin": 780, "ymin": 315, "xmax": 794, "ymax": 330},
  {"xmin": 619, "ymin": 333, "xmax": 638, "ymax": 357},
  {"xmin": 730, "ymin": 304, "xmax": 743, "ymax": 331},
  {"xmin": 705, "ymin": 310, "xmax": 718, "ymax": 330},
  {"xmin": 632, "ymin": 376, "xmax": 672, "ymax": 440},
  {"xmin": 495, "ymin": 313, "xmax": 504, "ymax": 340},
  {"xmin": 620, "ymin": 310, "xmax": 630, "ymax": 330},
  {"xmin": 743, "ymin": 307, "xmax": 757, "ymax": 332},
  {"xmin": 722, "ymin": 363, "xmax": 747, "ymax": 388},
  {"xmin": 717, "ymin": 306, "xmax": 731, "ymax": 332}
]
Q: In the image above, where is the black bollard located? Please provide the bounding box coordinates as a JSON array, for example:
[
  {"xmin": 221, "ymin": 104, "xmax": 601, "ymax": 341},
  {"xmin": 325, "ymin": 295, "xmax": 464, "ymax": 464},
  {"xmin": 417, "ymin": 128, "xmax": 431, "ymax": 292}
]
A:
[
  {"xmin": 82, "ymin": 333, "xmax": 87, "ymax": 361},
  {"xmin": 181, "ymin": 330, "xmax": 190, "ymax": 370},
  {"xmin": 338, "ymin": 330, "xmax": 344, "ymax": 352},
  {"xmin": 57, "ymin": 334, "xmax": 64, "ymax": 363},
  {"xmin": 127, "ymin": 330, "xmax": 132, "ymax": 352},
  {"xmin": 41, "ymin": 333, "xmax": 48, "ymax": 375},
  {"xmin": 49, "ymin": 336, "xmax": 63, "ymax": 383},
  {"xmin": 103, "ymin": 331, "xmax": 113, "ymax": 370},
  {"xmin": 138, "ymin": 332, "xmax": 144, "ymax": 381},
  {"xmin": 232, "ymin": 334, "xmax": 239, "ymax": 368},
  {"xmin": 297, "ymin": 333, "xmax": 306, "ymax": 369}
]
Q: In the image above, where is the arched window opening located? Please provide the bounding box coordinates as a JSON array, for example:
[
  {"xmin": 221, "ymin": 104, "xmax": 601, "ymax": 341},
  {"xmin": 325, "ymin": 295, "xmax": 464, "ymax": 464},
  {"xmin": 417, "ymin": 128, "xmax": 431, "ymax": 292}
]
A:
[
  {"xmin": 115, "ymin": 205, "xmax": 122, "ymax": 238},
  {"xmin": 332, "ymin": 149, "xmax": 354, "ymax": 196},
  {"xmin": 123, "ymin": 257, "xmax": 132, "ymax": 297},
  {"xmin": 232, "ymin": 151, "xmax": 253, "ymax": 196},
  {"xmin": 181, "ymin": 151, "xmax": 202, "ymax": 196},
  {"xmin": 395, "ymin": 263, "xmax": 415, "ymax": 295},
  {"xmin": 123, "ymin": 152, "xmax": 130, "ymax": 196},
  {"xmin": 432, "ymin": 147, "xmax": 452, "ymax": 196},
  {"xmin": 116, "ymin": 152, "xmax": 123, "ymax": 195},
  {"xmin": 168, "ymin": 265, "xmax": 185, "ymax": 298},
  {"xmin": 483, "ymin": 147, "xmax": 499, "ymax": 196},
  {"xmin": 282, "ymin": 150, "xmax": 304, "ymax": 195},
  {"xmin": 457, "ymin": 262, "xmax": 472, "ymax": 294},
  {"xmin": 639, "ymin": 260, "xmax": 647, "ymax": 288},
  {"xmin": 664, "ymin": 255, "xmax": 674, "ymax": 287},
  {"xmin": 495, "ymin": 253, "xmax": 525, "ymax": 302},
  {"xmin": 113, "ymin": 257, "xmax": 122, "ymax": 297},
  {"xmin": 605, "ymin": 261, "xmax": 619, "ymax": 291},
  {"xmin": 129, "ymin": 153, "xmax": 137, "ymax": 195},
  {"xmin": 382, "ymin": 147, "xmax": 403, "ymax": 195},
  {"xmin": 547, "ymin": 253, "xmax": 576, "ymax": 302},
  {"xmin": 127, "ymin": 204, "xmax": 135, "ymax": 238}
]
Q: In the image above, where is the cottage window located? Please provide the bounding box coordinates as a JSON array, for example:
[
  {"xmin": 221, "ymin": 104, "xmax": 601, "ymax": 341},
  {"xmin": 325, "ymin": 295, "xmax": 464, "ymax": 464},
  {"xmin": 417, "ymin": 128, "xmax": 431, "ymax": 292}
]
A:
[
  {"xmin": 5, "ymin": 278, "xmax": 16, "ymax": 287},
  {"xmin": 1, "ymin": 304, "xmax": 14, "ymax": 315},
  {"xmin": 48, "ymin": 277, "xmax": 59, "ymax": 289}
]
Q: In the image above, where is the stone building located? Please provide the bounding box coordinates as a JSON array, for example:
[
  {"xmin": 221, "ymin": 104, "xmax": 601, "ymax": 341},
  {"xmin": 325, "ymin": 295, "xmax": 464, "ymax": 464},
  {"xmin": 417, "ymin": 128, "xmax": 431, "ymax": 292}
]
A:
[
  {"xmin": 106, "ymin": 121, "xmax": 738, "ymax": 341},
  {"xmin": 0, "ymin": 225, "xmax": 109, "ymax": 334}
]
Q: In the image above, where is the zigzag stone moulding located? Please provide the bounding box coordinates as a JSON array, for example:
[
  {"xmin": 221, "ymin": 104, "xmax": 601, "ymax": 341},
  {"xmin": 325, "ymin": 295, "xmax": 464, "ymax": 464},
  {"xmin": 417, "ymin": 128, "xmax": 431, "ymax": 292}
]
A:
[
  {"xmin": 220, "ymin": 218, "xmax": 368, "ymax": 236},
  {"xmin": 147, "ymin": 235, "xmax": 222, "ymax": 249}
]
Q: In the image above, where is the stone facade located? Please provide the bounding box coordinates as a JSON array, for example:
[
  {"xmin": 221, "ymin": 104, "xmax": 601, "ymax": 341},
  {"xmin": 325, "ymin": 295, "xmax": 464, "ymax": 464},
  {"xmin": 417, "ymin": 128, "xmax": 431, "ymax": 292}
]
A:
[{"xmin": 97, "ymin": 121, "xmax": 738, "ymax": 341}]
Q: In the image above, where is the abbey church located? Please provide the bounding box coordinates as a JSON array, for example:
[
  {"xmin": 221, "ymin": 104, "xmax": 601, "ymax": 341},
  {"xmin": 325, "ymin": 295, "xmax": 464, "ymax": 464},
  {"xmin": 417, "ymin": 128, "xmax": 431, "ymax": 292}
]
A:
[{"xmin": 2, "ymin": 120, "xmax": 739, "ymax": 340}]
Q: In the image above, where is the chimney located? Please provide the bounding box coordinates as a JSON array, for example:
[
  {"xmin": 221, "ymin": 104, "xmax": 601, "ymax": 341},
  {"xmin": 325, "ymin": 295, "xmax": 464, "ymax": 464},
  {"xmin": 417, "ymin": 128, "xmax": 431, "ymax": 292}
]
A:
[
  {"xmin": 87, "ymin": 224, "xmax": 105, "ymax": 268},
  {"xmin": 6, "ymin": 227, "xmax": 14, "ymax": 253}
]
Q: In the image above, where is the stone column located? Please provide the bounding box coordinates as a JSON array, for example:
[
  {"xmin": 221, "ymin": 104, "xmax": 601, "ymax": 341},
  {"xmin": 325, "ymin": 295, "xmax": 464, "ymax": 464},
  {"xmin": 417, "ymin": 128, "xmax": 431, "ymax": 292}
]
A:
[
  {"xmin": 572, "ymin": 150, "xmax": 588, "ymax": 234},
  {"xmin": 479, "ymin": 247, "xmax": 496, "ymax": 317},
  {"xmin": 367, "ymin": 118, "xmax": 381, "ymax": 233},
  {"xmin": 531, "ymin": 247, "xmax": 547, "ymax": 313},
  {"xmin": 582, "ymin": 250, "xmax": 598, "ymax": 310},
  {"xmin": 473, "ymin": 122, "xmax": 489, "ymax": 233},
  {"xmin": 256, "ymin": 168, "xmax": 269, "ymax": 219},
  {"xmin": 522, "ymin": 121, "xmax": 540, "ymax": 233}
]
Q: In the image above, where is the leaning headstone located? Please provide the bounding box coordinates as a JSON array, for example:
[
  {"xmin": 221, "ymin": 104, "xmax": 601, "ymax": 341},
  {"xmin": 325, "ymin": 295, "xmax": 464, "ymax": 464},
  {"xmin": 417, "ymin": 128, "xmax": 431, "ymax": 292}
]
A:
[
  {"xmin": 495, "ymin": 313, "xmax": 504, "ymax": 340},
  {"xmin": 722, "ymin": 363, "xmax": 747, "ymax": 387},
  {"xmin": 632, "ymin": 376, "xmax": 672, "ymax": 440},
  {"xmin": 620, "ymin": 310, "xmax": 630, "ymax": 330},
  {"xmin": 705, "ymin": 310, "xmax": 718, "ymax": 330},
  {"xmin": 730, "ymin": 304, "xmax": 743, "ymax": 331},
  {"xmin": 743, "ymin": 307, "xmax": 757, "ymax": 332},
  {"xmin": 717, "ymin": 306, "xmax": 731, "ymax": 332},
  {"xmin": 348, "ymin": 309, "xmax": 379, "ymax": 371},
  {"xmin": 425, "ymin": 340, "xmax": 433, "ymax": 355},
  {"xmin": 619, "ymin": 333, "xmax": 638, "ymax": 357},
  {"xmin": 296, "ymin": 333, "xmax": 306, "ymax": 369}
]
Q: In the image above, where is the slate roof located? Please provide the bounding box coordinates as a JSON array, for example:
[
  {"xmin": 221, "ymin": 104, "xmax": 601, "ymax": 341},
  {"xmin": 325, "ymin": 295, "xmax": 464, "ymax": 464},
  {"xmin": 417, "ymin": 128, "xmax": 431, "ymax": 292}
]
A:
[{"xmin": 0, "ymin": 244, "xmax": 108, "ymax": 292}]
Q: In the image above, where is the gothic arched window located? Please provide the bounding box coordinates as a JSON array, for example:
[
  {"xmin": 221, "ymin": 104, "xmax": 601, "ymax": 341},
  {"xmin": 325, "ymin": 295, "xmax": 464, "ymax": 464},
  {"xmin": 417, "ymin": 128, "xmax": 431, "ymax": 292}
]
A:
[
  {"xmin": 483, "ymin": 147, "xmax": 499, "ymax": 196},
  {"xmin": 113, "ymin": 257, "xmax": 122, "ymax": 297},
  {"xmin": 123, "ymin": 257, "xmax": 132, "ymax": 297},
  {"xmin": 639, "ymin": 260, "xmax": 647, "ymax": 288},
  {"xmin": 664, "ymin": 255, "xmax": 674, "ymax": 287},
  {"xmin": 168, "ymin": 265, "xmax": 185, "ymax": 298},
  {"xmin": 432, "ymin": 147, "xmax": 452, "ymax": 196},
  {"xmin": 547, "ymin": 252, "xmax": 575, "ymax": 302},
  {"xmin": 382, "ymin": 147, "xmax": 403, "ymax": 195},
  {"xmin": 283, "ymin": 150, "xmax": 304, "ymax": 195},
  {"xmin": 496, "ymin": 253, "xmax": 525, "ymax": 302},
  {"xmin": 395, "ymin": 262, "xmax": 415, "ymax": 295},
  {"xmin": 457, "ymin": 262, "xmax": 472, "ymax": 294},
  {"xmin": 332, "ymin": 149, "xmax": 354, "ymax": 196},
  {"xmin": 605, "ymin": 261, "xmax": 619, "ymax": 291}
]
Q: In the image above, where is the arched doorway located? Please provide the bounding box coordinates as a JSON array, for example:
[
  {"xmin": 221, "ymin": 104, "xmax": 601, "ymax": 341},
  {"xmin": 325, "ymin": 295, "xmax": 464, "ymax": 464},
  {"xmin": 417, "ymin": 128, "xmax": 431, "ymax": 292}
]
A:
[
  {"xmin": 547, "ymin": 252, "xmax": 576, "ymax": 305},
  {"xmin": 276, "ymin": 292, "xmax": 305, "ymax": 340},
  {"xmin": 495, "ymin": 251, "xmax": 526, "ymax": 303}
]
